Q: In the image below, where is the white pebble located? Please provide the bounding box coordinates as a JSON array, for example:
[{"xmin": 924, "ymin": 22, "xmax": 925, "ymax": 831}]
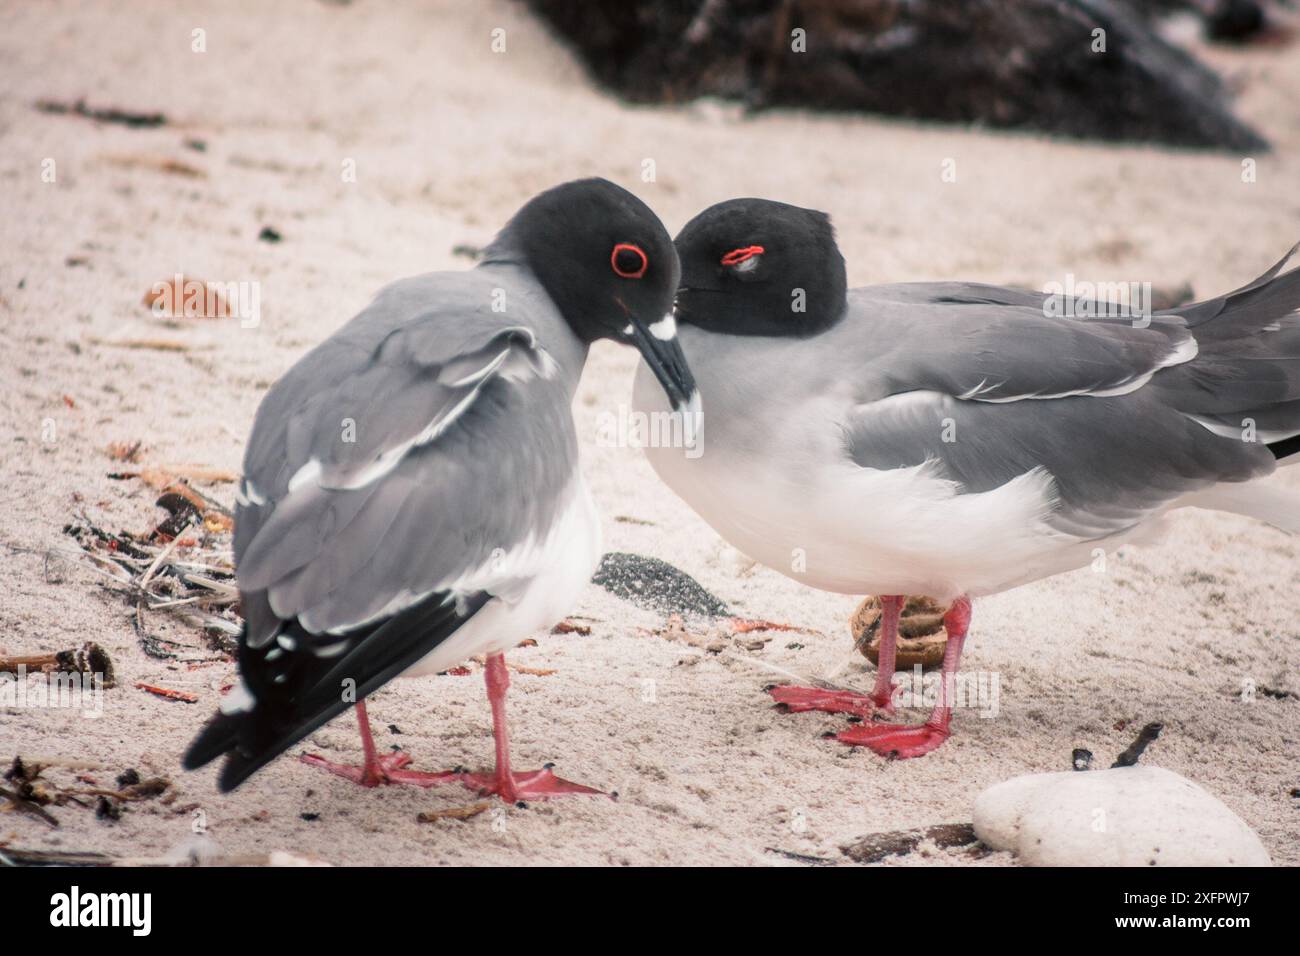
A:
[{"xmin": 973, "ymin": 766, "xmax": 1271, "ymax": 866}]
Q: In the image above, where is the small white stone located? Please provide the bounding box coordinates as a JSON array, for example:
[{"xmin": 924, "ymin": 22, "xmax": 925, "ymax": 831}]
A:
[{"xmin": 973, "ymin": 766, "xmax": 1271, "ymax": 867}]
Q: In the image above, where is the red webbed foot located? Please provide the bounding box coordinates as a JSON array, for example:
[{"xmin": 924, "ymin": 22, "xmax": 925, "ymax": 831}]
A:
[
  {"xmin": 768, "ymin": 684, "xmax": 893, "ymax": 718},
  {"xmin": 456, "ymin": 763, "xmax": 608, "ymax": 803},
  {"xmin": 835, "ymin": 721, "xmax": 951, "ymax": 759},
  {"xmin": 298, "ymin": 749, "xmax": 461, "ymax": 788}
]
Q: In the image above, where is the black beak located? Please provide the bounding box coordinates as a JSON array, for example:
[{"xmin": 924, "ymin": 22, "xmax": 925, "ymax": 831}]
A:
[{"xmin": 628, "ymin": 314, "xmax": 698, "ymax": 411}]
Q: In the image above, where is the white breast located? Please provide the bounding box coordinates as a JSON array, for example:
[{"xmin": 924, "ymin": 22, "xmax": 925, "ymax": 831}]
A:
[
  {"xmin": 633, "ymin": 358, "xmax": 1113, "ymax": 601},
  {"xmin": 401, "ymin": 478, "xmax": 602, "ymax": 677}
]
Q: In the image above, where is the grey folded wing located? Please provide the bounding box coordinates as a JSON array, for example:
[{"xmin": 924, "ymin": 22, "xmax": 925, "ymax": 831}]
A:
[
  {"xmin": 232, "ymin": 271, "xmax": 577, "ymax": 647},
  {"xmin": 844, "ymin": 277, "xmax": 1288, "ymax": 539}
]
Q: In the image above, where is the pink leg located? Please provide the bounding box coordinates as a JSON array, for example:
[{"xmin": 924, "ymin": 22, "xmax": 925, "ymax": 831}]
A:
[
  {"xmin": 836, "ymin": 596, "xmax": 972, "ymax": 758},
  {"xmin": 299, "ymin": 700, "xmax": 430, "ymax": 787},
  {"xmin": 768, "ymin": 595, "xmax": 902, "ymax": 717},
  {"xmin": 300, "ymin": 657, "xmax": 607, "ymax": 799},
  {"xmin": 454, "ymin": 653, "xmax": 606, "ymax": 802},
  {"xmin": 868, "ymin": 594, "xmax": 902, "ymax": 707}
]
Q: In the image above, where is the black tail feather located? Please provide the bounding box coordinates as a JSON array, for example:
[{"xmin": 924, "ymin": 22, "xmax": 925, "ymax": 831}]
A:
[
  {"xmin": 182, "ymin": 589, "xmax": 490, "ymax": 792},
  {"xmin": 1269, "ymin": 433, "xmax": 1300, "ymax": 461},
  {"xmin": 182, "ymin": 714, "xmax": 241, "ymax": 772}
]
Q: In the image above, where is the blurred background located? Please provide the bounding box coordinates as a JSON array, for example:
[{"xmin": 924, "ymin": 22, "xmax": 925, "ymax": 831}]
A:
[{"xmin": 529, "ymin": 0, "xmax": 1290, "ymax": 151}]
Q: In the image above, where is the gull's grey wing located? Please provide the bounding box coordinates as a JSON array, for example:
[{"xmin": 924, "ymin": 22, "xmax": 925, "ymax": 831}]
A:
[
  {"xmin": 865, "ymin": 245, "xmax": 1300, "ymax": 441},
  {"xmin": 842, "ymin": 250, "xmax": 1300, "ymax": 537},
  {"xmin": 842, "ymin": 388, "xmax": 1272, "ymax": 539},
  {"xmin": 185, "ymin": 269, "xmax": 580, "ymax": 790},
  {"xmin": 854, "ymin": 283, "xmax": 1197, "ymax": 404},
  {"xmin": 233, "ymin": 269, "xmax": 576, "ymax": 646}
]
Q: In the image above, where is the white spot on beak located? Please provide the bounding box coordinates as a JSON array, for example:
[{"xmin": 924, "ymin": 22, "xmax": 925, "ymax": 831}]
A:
[
  {"xmin": 735, "ymin": 255, "xmax": 760, "ymax": 273},
  {"xmin": 649, "ymin": 313, "xmax": 677, "ymax": 340}
]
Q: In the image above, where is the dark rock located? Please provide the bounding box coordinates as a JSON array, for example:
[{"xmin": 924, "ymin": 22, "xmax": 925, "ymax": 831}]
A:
[
  {"xmin": 523, "ymin": 0, "xmax": 1268, "ymax": 151},
  {"xmin": 591, "ymin": 551, "xmax": 730, "ymax": 619},
  {"xmin": 116, "ymin": 768, "xmax": 141, "ymax": 788}
]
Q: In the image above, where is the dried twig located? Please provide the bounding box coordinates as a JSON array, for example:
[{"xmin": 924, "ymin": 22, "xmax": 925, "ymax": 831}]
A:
[
  {"xmin": 764, "ymin": 846, "xmax": 839, "ymax": 866},
  {"xmin": 417, "ymin": 802, "xmax": 493, "ymax": 823},
  {"xmin": 134, "ymin": 683, "xmax": 199, "ymax": 704},
  {"xmin": 0, "ymin": 847, "xmax": 112, "ymax": 866},
  {"xmin": 109, "ymin": 465, "xmax": 239, "ymax": 484},
  {"xmin": 34, "ymin": 98, "xmax": 165, "ymax": 128},
  {"xmin": 841, "ymin": 823, "xmax": 979, "ymax": 864},
  {"xmin": 729, "ymin": 617, "xmax": 820, "ymax": 636},
  {"xmin": 0, "ymin": 643, "xmax": 115, "ymax": 687},
  {"xmin": 62, "ymin": 777, "xmax": 170, "ymax": 802},
  {"xmin": 87, "ymin": 336, "xmax": 193, "ymax": 352},
  {"xmin": 1111, "ymin": 722, "xmax": 1163, "ymax": 768},
  {"xmin": 507, "ymin": 663, "xmax": 556, "ymax": 677},
  {"xmin": 0, "ymin": 786, "xmax": 60, "ymax": 828},
  {"xmin": 63, "ymin": 513, "xmax": 240, "ymax": 662},
  {"xmin": 139, "ymin": 516, "xmax": 194, "ymax": 589},
  {"xmin": 8, "ymin": 756, "xmax": 105, "ymax": 772},
  {"xmin": 0, "ymin": 847, "xmax": 328, "ymax": 867}
]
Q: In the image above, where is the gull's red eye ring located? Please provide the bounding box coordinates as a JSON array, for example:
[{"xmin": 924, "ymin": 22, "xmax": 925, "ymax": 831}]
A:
[
  {"xmin": 721, "ymin": 245, "xmax": 765, "ymax": 266},
  {"xmin": 612, "ymin": 243, "xmax": 648, "ymax": 279}
]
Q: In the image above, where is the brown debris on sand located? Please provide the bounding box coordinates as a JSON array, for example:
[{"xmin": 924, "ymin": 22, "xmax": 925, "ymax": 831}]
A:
[
  {"xmin": 2, "ymin": 756, "xmax": 175, "ymax": 830},
  {"xmin": 0, "ymin": 642, "xmax": 115, "ymax": 687},
  {"xmin": 841, "ymin": 823, "xmax": 982, "ymax": 864},
  {"xmin": 34, "ymin": 98, "xmax": 165, "ymax": 128}
]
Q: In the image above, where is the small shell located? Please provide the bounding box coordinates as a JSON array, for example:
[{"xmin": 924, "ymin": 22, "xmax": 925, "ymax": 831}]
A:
[{"xmin": 850, "ymin": 595, "xmax": 948, "ymax": 670}]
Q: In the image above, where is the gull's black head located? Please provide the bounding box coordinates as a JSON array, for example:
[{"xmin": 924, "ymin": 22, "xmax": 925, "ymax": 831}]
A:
[
  {"xmin": 493, "ymin": 178, "xmax": 695, "ymax": 408},
  {"xmin": 674, "ymin": 198, "xmax": 848, "ymax": 337}
]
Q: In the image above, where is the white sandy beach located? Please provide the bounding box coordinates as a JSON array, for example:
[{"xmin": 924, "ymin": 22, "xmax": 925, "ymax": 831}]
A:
[{"xmin": 0, "ymin": 0, "xmax": 1296, "ymax": 865}]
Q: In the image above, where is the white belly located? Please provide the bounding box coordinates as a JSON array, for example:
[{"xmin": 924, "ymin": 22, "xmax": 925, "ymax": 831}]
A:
[
  {"xmin": 633, "ymin": 359, "xmax": 1116, "ymax": 601},
  {"xmin": 401, "ymin": 478, "xmax": 602, "ymax": 677}
]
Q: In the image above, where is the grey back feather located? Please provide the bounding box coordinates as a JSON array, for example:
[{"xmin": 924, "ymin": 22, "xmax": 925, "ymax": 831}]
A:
[
  {"xmin": 233, "ymin": 265, "xmax": 586, "ymax": 645},
  {"xmin": 683, "ymin": 246, "xmax": 1300, "ymax": 543},
  {"xmin": 836, "ymin": 248, "xmax": 1300, "ymax": 536}
]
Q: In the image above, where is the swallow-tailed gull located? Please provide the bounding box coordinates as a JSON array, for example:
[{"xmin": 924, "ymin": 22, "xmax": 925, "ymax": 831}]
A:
[
  {"xmin": 633, "ymin": 197, "xmax": 1300, "ymax": 758},
  {"xmin": 185, "ymin": 178, "xmax": 696, "ymax": 799}
]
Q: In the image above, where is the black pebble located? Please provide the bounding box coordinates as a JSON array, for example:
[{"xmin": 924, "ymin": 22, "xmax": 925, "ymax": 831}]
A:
[
  {"xmin": 116, "ymin": 768, "xmax": 141, "ymax": 787},
  {"xmin": 591, "ymin": 551, "xmax": 730, "ymax": 619}
]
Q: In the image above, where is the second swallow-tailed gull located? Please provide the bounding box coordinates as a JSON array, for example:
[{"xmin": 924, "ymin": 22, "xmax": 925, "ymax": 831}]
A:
[{"xmin": 633, "ymin": 197, "xmax": 1299, "ymax": 757}]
